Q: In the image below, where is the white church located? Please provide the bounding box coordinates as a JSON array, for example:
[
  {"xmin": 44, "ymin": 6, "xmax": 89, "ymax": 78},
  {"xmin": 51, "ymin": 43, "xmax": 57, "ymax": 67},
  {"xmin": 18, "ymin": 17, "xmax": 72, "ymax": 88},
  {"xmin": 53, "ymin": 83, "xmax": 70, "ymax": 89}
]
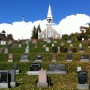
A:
[{"xmin": 39, "ymin": 5, "xmax": 60, "ymax": 39}]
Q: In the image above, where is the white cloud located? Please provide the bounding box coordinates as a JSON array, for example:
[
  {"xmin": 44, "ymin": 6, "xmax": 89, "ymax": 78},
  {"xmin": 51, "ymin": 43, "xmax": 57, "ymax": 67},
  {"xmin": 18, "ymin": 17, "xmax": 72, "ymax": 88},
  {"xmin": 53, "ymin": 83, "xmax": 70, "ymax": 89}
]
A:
[{"xmin": 0, "ymin": 14, "xmax": 90, "ymax": 40}]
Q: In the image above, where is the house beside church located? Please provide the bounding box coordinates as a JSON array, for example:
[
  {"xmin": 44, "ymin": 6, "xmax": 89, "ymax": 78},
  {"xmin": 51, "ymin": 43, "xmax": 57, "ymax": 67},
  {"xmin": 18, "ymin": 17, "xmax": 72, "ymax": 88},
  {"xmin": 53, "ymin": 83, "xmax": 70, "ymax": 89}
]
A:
[{"xmin": 39, "ymin": 5, "xmax": 60, "ymax": 39}]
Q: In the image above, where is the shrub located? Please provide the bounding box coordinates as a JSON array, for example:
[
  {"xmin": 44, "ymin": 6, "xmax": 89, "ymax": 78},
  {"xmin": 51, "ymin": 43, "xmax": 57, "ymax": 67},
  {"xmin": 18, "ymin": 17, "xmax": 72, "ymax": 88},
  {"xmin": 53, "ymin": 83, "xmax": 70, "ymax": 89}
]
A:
[{"xmin": 52, "ymin": 46, "xmax": 57, "ymax": 53}]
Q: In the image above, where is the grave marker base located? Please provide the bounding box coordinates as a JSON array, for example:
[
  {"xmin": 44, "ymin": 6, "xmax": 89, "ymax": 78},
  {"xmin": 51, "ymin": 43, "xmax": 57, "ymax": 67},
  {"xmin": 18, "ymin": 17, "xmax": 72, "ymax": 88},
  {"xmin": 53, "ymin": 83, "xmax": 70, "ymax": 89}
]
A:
[
  {"xmin": 0, "ymin": 83, "xmax": 8, "ymax": 88},
  {"xmin": 10, "ymin": 82, "xmax": 16, "ymax": 88},
  {"xmin": 77, "ymin": 83, "xmax": 89, "ymax": 90},
  {"xmin": 37, "ymin": 82, "xmax": 48, "ymax": 87},
  {"xmin": 80, "ymin": 59, "xmax": 89, "ymax": 62},
  {"xmin": 20, "ymin": 60, "xmax": 29, "ymax": 62},
  {"xmin": 8, "ymin": 60, "xmax": 13, "ymax": 62}
]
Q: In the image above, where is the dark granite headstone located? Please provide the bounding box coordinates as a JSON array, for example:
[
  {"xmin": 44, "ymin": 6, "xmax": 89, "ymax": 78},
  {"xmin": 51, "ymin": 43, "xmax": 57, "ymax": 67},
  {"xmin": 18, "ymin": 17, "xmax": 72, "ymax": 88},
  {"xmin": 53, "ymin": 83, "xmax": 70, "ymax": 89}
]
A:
[
  {"xmin": 0, "ymin": 70, "xmax": 16, "ymax": 88},
  {"xmin": 77, "ymin": 71, "xmax": 89, "ymax": 89},
  {"xmin": 35, "ymin": 55, "xmax": 43, "ymax": 62},
  {"xmin": 48, "ymin": 64, "xmax": 66, "ymax": 71},
  {"xmin": 66, "ymin": 53, "xmax": 72, "ymax": 61},
  {"xmin": 80, "ymin": 48, "xmax": 84, "ymax": 52},
  {"xmin": 30, "ymin": 63, "xmax": 41, "ymax": 71}
]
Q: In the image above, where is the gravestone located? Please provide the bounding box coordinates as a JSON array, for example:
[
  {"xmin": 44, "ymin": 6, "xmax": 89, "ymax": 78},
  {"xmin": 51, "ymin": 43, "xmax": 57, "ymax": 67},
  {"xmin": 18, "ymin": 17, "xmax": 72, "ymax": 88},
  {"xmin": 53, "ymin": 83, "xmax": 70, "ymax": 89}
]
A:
[
  {"xmin": 12, "ymin": 64, "xmax": 19, "ymax": 74},
  {"xmin": 77, "ymin": 67, "xmax": 82, "ymax": 72},
  {"xmin": 66, "ymin": 53, "xmax": 72, "ymax": 62},
  {"xmin": 67, "ymin": 40, "xmax": 72, "ymax": 44},
  {"xmin": 51, "ymin": 54, "xmax": 57, "ymax": 62},
  {"xmin": 77, "ymin": 71, "xmax": 89, "ymax": 89},
  {"xmin": 45, "ymin": 47, "xmax": 49, "ymax": 51},
  {"xmin": 61, "ymin": 42, "xmax": 64, "ymax": 46},
  {"xmin": 70, "ymin": 44, "xmax": 73, "ymax": 47},
  {"xmin": 37, "ymin": 70, "xmax": 48, "ymax": 87},
  {"xmin": 27, "ymin": 63, "xmax": 41, "ymax": 75},
  {"xmin": 18, "ymin": 44, "xmax": 21, "ymax": 48},
  {"xmin": 53, "ymin": 41, "xmax": 57, "ymax": 43},
  {"xmin": 79, "ymin": 43, "xmax": 82, "ymax": 48},
  {"xmin": 0, "ymin": 71, "xmax": 8, "ymax": 88},
  {"xmin": 48, "ymin": 64, "xmax": 67, "ymax": 74},
  {"xmin": 43, "ymin": 45, "xmax": 46, "ymax": 48},
  {"xmin": 82, "ymin": 38, "xmax": 84, "ymax": 41},
  {"xmin": 8, "ymin": 54, "xmax": 13, "ymax": 62},
  {"xmin": 57, "ymin": 47, "xmax": 60, "ymax": 53},
  {"xmin": 20, "ymin": 55, "xmax": 29, "ymax": 62},
  {"xmin": 80, "ymin": 54, "xmax": 89, "ymax": 62},
  {"xmin": 30, "ymin": 63, "xmax": 41, "ymax": 71},
  {"xmin": 0, "ymin": 70, "xmax": 16, "ymax": 88},
  {"xmin": 35, "ymin": 55, "xmax": 43, "ymax": 62},
  {"xmin": 67, "ymin": 48, "xmax": 72, "ymax": 53},
  {"xmin": 47, "ymin": 39, "xmax": 51, "ymax": 43},
  {"xmin": 25, "ymin": 44, "xmax": 29, "ymax": 53},
  {"xmin": 52, "ymin": 44, "xmax": 54, "ymax": 47},
  {"xmin": 79, "ymin": 48, "xmax": 84, "ymax": 52},
  {"xmin": 4, "ymin": 48, "xmax": 8, "ymax": 53}
]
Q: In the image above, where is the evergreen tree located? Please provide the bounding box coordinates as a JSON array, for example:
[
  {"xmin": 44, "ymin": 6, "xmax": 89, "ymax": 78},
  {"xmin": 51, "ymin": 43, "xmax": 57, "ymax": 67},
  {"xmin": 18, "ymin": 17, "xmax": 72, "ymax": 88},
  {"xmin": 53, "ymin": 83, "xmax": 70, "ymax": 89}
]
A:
[{"xmin": 31, "ymin": 26, "xmax": 38, "ymax": 39}]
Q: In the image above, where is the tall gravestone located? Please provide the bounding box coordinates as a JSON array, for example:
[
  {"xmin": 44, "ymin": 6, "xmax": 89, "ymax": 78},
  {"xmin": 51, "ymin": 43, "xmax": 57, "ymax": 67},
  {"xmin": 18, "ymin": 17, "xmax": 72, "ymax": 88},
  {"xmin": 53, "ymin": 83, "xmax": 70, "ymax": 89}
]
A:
[
  {"xmin": 25, "ymin": 44, "xmax": 29, "ymax": 53},
  {"xmin": 77, "ymin": 71, "xmax": 89, "ymax": 89},
  {"xmin": 51, "ymin": 54, "xmax": 57, "ymax": 62},
  {"xmin": 0, "ymin": 70, "xmax": 16, "ymax": 88},
  {"xmin": 57, "ymin": 47, "xmax": 60, "ymax": 53},
  {"xmin": 37, "ymin": 70, "xmax": 48, "ymax": 87}
]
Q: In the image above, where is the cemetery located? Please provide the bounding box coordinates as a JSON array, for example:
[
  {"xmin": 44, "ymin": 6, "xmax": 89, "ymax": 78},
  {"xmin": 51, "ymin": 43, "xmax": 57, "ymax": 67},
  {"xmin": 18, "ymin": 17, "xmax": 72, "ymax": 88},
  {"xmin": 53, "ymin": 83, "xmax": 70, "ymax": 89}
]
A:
[{"xmin": 0, "ymin": 39, "xmax": 90, "ymax": 89}]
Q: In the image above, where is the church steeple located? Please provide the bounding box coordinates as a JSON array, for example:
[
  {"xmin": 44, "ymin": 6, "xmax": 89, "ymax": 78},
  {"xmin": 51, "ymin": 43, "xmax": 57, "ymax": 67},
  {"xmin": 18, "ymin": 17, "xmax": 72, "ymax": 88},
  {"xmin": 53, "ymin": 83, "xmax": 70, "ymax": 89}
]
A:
[
  {"xmin": 47, "ymin": 5, "xmax": 53, "ymax": 23},
  {"xmin": 47, "ymin": 5, "xmax": 52, "ymax": 18}
]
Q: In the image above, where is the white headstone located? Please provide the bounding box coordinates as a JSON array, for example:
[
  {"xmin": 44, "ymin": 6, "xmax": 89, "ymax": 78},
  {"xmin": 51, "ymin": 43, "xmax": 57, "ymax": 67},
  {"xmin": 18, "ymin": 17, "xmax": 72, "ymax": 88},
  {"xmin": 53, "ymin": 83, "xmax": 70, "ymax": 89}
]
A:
[
  {"xmin": 77, "ymin": 67, "xmax": 82, "ymax": 72},
  {"xmin": 79, "ymin": 43, "xmax": 82, "ymax": 48},
  {"xmin": 52, "ymin": 44, "xmax": 54, "ymax": 47},
  {"xmin": 46, "ymin": 47, "xmax": 49, "ymax": 51}
]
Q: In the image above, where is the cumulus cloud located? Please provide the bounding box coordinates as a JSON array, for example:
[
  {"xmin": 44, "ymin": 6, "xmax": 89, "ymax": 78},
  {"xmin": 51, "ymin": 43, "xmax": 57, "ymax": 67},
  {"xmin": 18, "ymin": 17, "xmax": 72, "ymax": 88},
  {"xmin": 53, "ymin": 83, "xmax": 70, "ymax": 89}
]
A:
[{"xmin": 0, "ymin": 14, "xmax": 90, "ymax": 40}]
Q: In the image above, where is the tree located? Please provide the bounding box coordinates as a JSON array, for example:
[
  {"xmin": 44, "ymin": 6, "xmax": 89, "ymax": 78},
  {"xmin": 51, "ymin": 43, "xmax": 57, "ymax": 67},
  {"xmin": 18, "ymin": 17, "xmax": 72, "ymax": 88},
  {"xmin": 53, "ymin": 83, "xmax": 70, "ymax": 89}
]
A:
[
  {"xmin": 7, "ymin": 34, "xmax": 13, "ymax": 40},
  {"xmin": 31, "ymin": 26, "xmax": 38, "ymax": 39},
  {"xmin": 31, "ymin": 24, "xmax": 42, "ymax": 39}
]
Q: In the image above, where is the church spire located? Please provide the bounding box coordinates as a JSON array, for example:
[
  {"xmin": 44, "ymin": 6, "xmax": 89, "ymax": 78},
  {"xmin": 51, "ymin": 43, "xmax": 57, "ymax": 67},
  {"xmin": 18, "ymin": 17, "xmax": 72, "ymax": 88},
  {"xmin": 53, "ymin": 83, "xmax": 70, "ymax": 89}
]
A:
[{"xmin": 47, "ymin": 4, "xmax": 53, "ymax": 18}]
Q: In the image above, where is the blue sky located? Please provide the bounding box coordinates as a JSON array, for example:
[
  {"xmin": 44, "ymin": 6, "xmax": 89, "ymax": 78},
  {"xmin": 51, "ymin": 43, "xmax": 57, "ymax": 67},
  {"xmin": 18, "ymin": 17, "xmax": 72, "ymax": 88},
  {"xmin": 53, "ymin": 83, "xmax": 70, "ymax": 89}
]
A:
[
  {"xmin": 0, "ymin": 0, "xmax": 90, "ymax": 39},
  {"xmin": 0, "ymin": 0, "xmax": 90, "ymax": 24}
]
